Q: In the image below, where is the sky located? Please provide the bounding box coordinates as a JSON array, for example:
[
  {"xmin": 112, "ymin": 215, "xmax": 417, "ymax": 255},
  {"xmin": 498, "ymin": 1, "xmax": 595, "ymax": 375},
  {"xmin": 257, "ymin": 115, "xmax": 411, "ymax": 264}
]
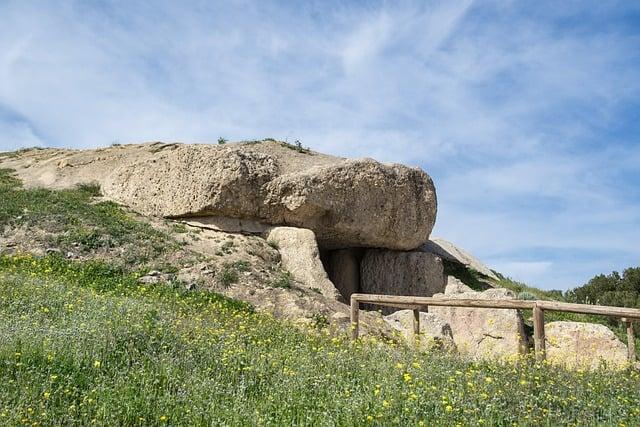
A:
[{"xmin": 1, "ymin": 0, "xmax": 639, "ymax": 290}]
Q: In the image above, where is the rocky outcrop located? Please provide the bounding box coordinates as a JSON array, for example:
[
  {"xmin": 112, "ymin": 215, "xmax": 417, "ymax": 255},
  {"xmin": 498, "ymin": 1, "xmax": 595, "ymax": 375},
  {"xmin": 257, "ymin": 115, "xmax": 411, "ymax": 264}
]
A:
[
  {"xmin": 421, "ymin": 237, "xmax": 498, "ymax": 281},
  {"xmin": 323, "ymin": 248, "xmax": 362, "ymax": 301},
  {"xmin": 265, "ymin": 227, "xmax": 341, "ymax": 300},
  {"xmin": 360, "ymin": 250, "xmax": 446, "ymax": 311},
  {"xmin": 1, "ymin": 141, "xmax": 437, "ymax": 250},
  {"xmin": 544, "ymin": 321, "xmax": 629, "ymax": 370},
  {"xmin": 385, "ymin": 310, "xmax": 455, "ymax": 351},
  {"xmin": 444, "ymin": 276, "xmax": 474, "ymax": 295},
  {"xmin": 182, "ymin": 216, "xmax": 270, "ymax": 234},
  {"xmin": 429, "ymin": 288, "xmax": 528, "ymax": 360}
]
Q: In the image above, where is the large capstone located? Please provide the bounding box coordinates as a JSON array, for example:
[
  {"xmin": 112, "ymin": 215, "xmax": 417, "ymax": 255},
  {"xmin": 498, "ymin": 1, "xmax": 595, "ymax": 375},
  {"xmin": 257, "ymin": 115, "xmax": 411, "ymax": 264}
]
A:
[{"xmin": 2, "ymin": 142, "xmax": 437, "ymax": 250}]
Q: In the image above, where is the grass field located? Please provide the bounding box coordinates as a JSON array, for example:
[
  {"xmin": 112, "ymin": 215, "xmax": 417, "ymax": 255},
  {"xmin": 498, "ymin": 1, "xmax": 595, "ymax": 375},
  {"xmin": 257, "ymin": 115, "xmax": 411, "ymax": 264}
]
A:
[
  {"xmin": 1, "ymin": 254, "xmax": 640, "ymax": 426},
  {"xmin": 1, "ymin": 167, "xmax": 640, "ymax": 425}
]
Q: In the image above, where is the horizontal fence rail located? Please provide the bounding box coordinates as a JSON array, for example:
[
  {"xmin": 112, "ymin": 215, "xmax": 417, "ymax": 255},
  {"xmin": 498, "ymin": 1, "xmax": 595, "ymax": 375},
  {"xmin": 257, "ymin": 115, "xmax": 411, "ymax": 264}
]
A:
[{"xmin": 350, "ymin": 293, "xmax": 640, "ymax": 363}]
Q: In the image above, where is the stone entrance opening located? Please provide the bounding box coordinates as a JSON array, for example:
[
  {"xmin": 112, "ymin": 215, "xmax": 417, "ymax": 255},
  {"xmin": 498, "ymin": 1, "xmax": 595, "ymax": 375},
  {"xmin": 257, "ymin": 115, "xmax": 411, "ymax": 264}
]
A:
[{"xmin": 320, "ymin": 248, "xmax": 364, "ymax": 302}]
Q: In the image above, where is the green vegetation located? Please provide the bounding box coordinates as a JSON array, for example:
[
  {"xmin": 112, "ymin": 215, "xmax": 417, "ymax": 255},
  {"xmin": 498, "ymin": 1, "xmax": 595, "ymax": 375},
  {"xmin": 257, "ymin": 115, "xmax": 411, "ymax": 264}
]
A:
[
  {"xmin": 310, "ymin": 313, "xmax": 329, "ymax": 329},
  {"xmin": 443, "ymin": 261, "xmax": 493, "ymax": 291},
  {"xmin": 279, "ymin": 140, "xmax": 311, "ymax": 154},
  {"xmin": 270, "ymin": 271, "xmax": 293, "ymax": 289},
  {"xmin": 0, "ymin": 168, "xmax": 178, "ymax": 268},
  {"xmin": 169, "ymin": 222, "xmax": 188, "ymax": 234},
  {"xmin": 0, "ymin": 254, "xmax": 639, "ymax": 425},
  {"xmin": 218, "ymin": 265, "xmax": 239, "ymax": 287},
  {"xmin": 218, "ymin": 240, "xmax": 235, "ymax": 255},
  {"xmin": 232, "ymin": 260, "xmax": 250, "ymax": 272},
  {"xmin": 2, "ymin": 165, "xmax": 640, "ymax": 424},
  {"xmin": 217, "ymin": 137, "xmax": 227, "ymax": 145},
  {"xmin": 493, "ymin": 273, "xmax": 564, "ymax": 301},
  {"xmin": 566, "ymin": 267, "xmax": 640, "ymax": 309}
]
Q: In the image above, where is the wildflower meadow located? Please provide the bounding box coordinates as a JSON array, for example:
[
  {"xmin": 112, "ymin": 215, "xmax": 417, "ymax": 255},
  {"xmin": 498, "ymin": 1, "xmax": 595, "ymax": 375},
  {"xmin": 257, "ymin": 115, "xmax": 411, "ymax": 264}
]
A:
[{"xmin": 0, "ymin": 254, "xmax": 639, "ymax": 426}]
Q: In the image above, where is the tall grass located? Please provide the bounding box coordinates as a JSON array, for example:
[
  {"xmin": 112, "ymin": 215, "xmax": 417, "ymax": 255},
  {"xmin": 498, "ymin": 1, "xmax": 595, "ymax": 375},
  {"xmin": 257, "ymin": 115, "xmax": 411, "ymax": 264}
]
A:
[{"xmin": 0, "ymin": 254, "xmax": 639, "ymax": 426}]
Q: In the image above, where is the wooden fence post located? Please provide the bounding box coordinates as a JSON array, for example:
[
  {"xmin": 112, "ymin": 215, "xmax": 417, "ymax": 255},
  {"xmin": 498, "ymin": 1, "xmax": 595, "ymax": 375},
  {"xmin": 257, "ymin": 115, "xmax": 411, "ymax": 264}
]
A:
[
  {"xmin": 350, "ymin": 297, "xmax": 359, "ymax": 340},
  {"xmin": 533, "ymin": 303, "xmax": 546, "ymax": 361},
  {"xmin": 623, "ymin": 318, "xmax": 636, "ymax": 363},
  {"xmin": 412, "ymin": 309, "xmax": 420, "ymax": 343}
]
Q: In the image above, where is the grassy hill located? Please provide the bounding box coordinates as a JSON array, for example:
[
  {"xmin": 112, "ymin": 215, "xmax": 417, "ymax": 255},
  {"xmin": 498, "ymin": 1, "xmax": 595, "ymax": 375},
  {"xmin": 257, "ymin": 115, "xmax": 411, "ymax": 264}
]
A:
[{"xmin": 1, "ymin": 167, "xmax": 640, "ymax": 425}]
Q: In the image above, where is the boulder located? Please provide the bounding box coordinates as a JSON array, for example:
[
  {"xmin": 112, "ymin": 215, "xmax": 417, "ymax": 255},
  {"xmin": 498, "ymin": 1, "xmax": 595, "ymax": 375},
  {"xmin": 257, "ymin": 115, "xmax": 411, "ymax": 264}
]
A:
[
  {"xmin": 265, "ymin": 227, "xmax": 341, "ymax": 300},
  {"xmin": 1, "ymin": 142, "xmax": 437, "ymax": 250},
  {"xmin": 323, "ymin": 248, "xmax": 362, "ymax": 301},
  {"xmin": 384, "ymin": 310, "xmax": 455, "ymax": 351},
  {"xmin": 444, "ymin": 275, "xmax": 474, "ymax": 295},
  {"xmin": 544, "ymin": 321, "xmax": 629, "ymax": 370},
  {"xmin": 360, "ymin": 250, "xmax": 446, "ymax": 312},
  {"xmin": 421, "ymin": 237, "xmax": 498, "ymax": 281},
  {"xmin": 429, "ymin": 288, "xmax": 528, "ymax": 361}
]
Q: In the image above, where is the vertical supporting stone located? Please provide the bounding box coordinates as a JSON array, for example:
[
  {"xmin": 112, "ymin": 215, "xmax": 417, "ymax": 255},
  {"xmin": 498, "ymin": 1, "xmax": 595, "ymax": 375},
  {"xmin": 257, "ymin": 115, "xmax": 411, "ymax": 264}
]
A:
[
  {"xmin": 624, "ymin": 318, "xmax": 636, "ymax": 363},
  {"xmin": 350, "ymin": 296, "xmax": 359, "ymax": 340},
  {"xmin": 533, "ymin": 304, "xmax": 546, "ymax": 361},
  {"xmin": 412, "ymin": 309, "xmax": 420, "ymax": 344}
]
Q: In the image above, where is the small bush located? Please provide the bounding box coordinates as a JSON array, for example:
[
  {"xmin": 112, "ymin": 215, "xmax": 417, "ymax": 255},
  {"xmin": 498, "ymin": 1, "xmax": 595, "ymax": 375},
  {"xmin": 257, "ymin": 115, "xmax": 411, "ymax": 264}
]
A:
[
  {"xmin": 220, "ymin": 240, "xmax": 234, "ymax": 254},
  {"xmin": 170, "ymin": 222, "xmax": 188, "ymax": 233},
  {"xmin": 218, "ymin": 266, "xmax": 239, "ymax": 287},
  {"xmin": 280, "ymin": 141, "xmax": 310, "ymax": 154},
  {"xmin": 232, "ymin": 260, "xmax": 250, "ymax": 272},
  {"xmin": 270, "ymin": 271, "xmax": 292, "ymax": 289},
  {"xmin": 217, "ymin": 137, "xmax": 227, "ymax": 145},
  {"xmin": 518, "ymin": 291, "xmax": 537, "ymax": 301},
  {"xmin": 310, "ymin": 313, "xmax": 329, "ymax": 329},
  {"xmin": 267, "ymin": 240, "xmax": 279, "ymax": 250}
]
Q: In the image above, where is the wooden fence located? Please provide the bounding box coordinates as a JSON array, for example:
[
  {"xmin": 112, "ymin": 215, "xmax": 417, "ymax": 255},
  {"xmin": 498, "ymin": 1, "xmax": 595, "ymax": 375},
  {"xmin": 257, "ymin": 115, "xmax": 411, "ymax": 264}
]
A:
[{"xmin": 350, "ymin": 293, "xmax": 640, "ymax": 363}]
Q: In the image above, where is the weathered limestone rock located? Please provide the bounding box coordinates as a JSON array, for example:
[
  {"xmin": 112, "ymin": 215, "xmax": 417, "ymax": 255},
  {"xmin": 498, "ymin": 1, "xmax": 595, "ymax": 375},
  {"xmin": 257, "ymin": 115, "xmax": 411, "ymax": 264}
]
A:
[
  {"xmin": 544, "ymin": 321, "xmax": 629, "ymax": 370},
  {"xmin": 385, "ymin": 310, "xmax": 455, "ymax": 351},
  {"xmin": 323, "ymin": 248, "xmax": 362, "ymax": 301},
  {"xmin": 1, "ymin": 141, "xmax": 437, "ymax": 250},
  {"xmin": 265, "ymin": 227, "xmax": 341, "ymax": 300},
  {"xmin": 421, "ymin": 237, "xmax": 498, "ymax": 281},
  {"xmin": 429, "ymin": 288, "xmax": 528, "ymax": 361},
  {"xmin": 182, "ymin": 216, "xmax": 270, "ymax": 234},
  {"xmin": 444, "ymin": 275, "xmax": 474, "ymax": 295},
  {"xmin": 360, "ymin": 250, "xmax": 446, "ymax": 310}
]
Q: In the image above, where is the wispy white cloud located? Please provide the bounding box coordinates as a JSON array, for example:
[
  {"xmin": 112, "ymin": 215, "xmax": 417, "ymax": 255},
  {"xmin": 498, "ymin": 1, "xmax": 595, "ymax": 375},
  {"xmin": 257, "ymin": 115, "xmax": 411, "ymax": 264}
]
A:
[{"xmin": 0, "ymin": 0, "xmax": 638, "ymax": 289}]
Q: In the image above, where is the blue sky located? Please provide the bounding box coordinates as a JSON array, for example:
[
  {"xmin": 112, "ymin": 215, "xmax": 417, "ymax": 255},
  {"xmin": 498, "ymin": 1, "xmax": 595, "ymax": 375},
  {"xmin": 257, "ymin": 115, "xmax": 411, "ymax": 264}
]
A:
[{"xmin": 1, "ymin": 0, "xmax": 639, "ymax": 290}]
